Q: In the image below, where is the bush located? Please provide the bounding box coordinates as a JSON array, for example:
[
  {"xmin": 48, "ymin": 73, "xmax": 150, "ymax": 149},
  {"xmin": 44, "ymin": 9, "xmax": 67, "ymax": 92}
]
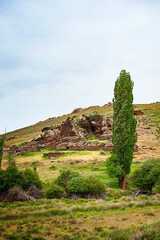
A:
[
  {"xmin": 46, "ymin": 183, "xmax": 66, "ymax": 199},
  {"xmin": 67, "ymin": 175, "xmax": 106, "ymax": 197},
  {"xmin": 0, "ymin": 169, "xmax": 6, "ymax": 194},
  {"xmin": 22, "ymin": 168, "xmax": 42, "ymax": 190},
  {"xmin": 55, "ymin": 169, "xmax": 79, "ymax": 189},
  {"xmin": 132, "ymin": 158, "xmax": 160, "ymax": 193},
  {"xmin": 0, "ymin": 166, "xmax": 42, "ymax": 195},
  {"xmin": 88, "ymin": 114, "xmax": 102, "ymax": 122},
  {"xmin": 154, "ymin": 183, "xmax": 160, "ymax": 193},
  {"xmin": 4, "ymin": 166, "xmax": 25, "ymax": 192}
]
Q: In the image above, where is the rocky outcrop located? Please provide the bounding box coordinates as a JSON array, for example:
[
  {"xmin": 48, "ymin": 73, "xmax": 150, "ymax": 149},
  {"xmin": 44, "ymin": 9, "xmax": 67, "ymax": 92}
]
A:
[
  {"xmin": 8, "ymin": 115, "xmax": 113, "ymax": 155},
  {"xmin": 78, "ymin": 115, "xmax": 93, "ymax": 135},
  {"xmin": 60, "ymin": 117, "xmax": 84, "ymax": 140}
]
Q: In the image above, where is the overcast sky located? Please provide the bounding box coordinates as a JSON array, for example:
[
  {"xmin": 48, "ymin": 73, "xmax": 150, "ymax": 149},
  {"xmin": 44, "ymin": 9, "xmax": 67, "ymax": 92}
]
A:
[{"xmin": 0, "ymin": 0, "xmax": 160, "ymax": 133}]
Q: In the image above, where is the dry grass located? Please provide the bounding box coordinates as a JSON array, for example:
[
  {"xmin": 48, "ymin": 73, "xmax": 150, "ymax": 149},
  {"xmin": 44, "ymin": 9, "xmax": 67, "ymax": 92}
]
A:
[{"xmin": 1, "ymin": 197, "xmax": 160, "ymax": 239}]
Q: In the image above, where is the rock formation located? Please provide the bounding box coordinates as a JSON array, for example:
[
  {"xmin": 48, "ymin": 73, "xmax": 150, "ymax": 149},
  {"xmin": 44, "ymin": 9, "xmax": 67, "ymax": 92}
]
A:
[{"xmin": 8, "ymin": 115, "xmax": 113, "ymax": 155}]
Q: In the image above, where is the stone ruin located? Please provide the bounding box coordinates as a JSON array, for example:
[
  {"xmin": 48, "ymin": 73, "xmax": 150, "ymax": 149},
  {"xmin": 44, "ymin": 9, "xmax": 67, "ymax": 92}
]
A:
[{"xmin": 8, "ymin": 115, "xmax": 113, "ymax": 155}]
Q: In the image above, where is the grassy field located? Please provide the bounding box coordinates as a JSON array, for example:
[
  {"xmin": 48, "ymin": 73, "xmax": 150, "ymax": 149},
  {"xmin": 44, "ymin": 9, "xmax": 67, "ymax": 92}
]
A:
[
  {"xmin": 1, "ymin": 149, "xmax": 160, "ymax": 240},
  {"xmin": 1, "ymin": 197, "xmax": 160, "ymax": 240},
  {"xmin": 0, "ymin": 102, "xmax": 160, "ymax": 239}
]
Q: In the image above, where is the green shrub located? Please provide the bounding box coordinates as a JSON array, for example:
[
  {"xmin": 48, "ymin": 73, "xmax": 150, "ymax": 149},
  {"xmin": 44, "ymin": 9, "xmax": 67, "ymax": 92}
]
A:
[
  {"xmin": 0, "ymin": 169, "xmax": 6, "ymax": 193},
  {"xmin": 4, "ymin": 166, "xmax": 25, "ymax": 192},
  {"xmin": 22, "ymin": 168, "xmax": 42, "ymax": 190},
  {"xmin": 55, "ymin": 169, "xmax": 79, "ymax": 189},
  {"xmin": 67, "ymin": 176, "xmax": 106, "ymax": 197},
  {"xmin": 154, "ymin": 183, "xmax": 160, "ymax": 193},
  {"xmin": 17, "ymin": 141, "xmax": 28, "ymax": 147},
  {"xmin": 88, "ymin": 114, "xmax": 102, "ymax": 122},
  {"xmin": 0, "ymin": 136, "xmax": 5, "ymax": 168},
  {"xmin": 46, "ymin": 183, "xmax": 66, "ymax": 199},
  {"xmin": 0, "ymin": 167, "xmax": 42, "ymax": 195},
  {"xmin": 132, "ymin": 158, "xmax": 160, "ymax": 193}
]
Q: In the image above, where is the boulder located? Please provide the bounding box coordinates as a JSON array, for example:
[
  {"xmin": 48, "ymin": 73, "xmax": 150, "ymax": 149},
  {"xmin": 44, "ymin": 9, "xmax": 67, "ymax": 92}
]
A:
[
  {"xmin": 41, "ymin": 126, "xmax": 52, "ymax": 132},
  {"xmin": 85, "ymin": 141, "xmax": 105, "ymax": 151},
  {"xmin": 99, "ymin": 133, "xmax": 112, "ymax": 140},
  {"xmin": 134, "ymin": 110, "xmax": 143, "ymax": 116},
  {"xmin": 104, "ymin": 142, "xmax": 113, "ymax": 151},
  {"xmin": 60, "ymin": 117, "xmax": 84, "ymax": 139}
]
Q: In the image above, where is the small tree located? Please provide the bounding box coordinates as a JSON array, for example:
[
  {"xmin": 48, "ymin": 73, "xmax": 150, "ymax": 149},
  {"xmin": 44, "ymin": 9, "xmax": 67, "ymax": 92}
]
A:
[
  {"xmin": 106, "ymin": 70, "xmax": 137, "ymax": 189},
  {"xmin": 132, "ymin": 158, "xmax": 160, "ymax": 194},
  {"xmin": 0, "ymin": 136, "xmax": 5, "ymax": 169}
]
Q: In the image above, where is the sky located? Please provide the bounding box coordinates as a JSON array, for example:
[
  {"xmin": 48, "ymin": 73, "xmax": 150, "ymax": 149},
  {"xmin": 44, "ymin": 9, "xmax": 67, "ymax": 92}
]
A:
[{"xmin": 0, "ymin": 0, "xmax": 160, "ymax": 133}]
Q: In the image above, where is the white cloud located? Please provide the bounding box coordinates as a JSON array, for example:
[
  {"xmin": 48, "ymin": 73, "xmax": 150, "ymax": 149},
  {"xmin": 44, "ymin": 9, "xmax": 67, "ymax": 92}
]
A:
[{"xmin": 0, "ymin": 0, "xmax": 160, "ymax": 132}]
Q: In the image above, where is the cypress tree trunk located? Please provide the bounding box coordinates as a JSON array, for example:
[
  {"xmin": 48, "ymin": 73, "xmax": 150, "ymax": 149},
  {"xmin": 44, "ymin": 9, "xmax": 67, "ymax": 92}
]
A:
[{"xmin": 119, "ymin": 176, "xmax": 127, "ymax": 190}]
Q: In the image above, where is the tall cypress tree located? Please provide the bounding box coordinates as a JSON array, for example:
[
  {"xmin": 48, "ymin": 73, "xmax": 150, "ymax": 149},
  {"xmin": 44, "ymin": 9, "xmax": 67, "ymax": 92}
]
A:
[{"xmin": 106, "ymin": 70, "xmax": 137, "ymax": 189}]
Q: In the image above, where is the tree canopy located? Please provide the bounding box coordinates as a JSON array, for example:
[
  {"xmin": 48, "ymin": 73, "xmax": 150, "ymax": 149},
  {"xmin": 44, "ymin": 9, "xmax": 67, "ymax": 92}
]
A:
[{"xmin": 106, "ymin": 70, "xmax": 137, "ymax": 189}]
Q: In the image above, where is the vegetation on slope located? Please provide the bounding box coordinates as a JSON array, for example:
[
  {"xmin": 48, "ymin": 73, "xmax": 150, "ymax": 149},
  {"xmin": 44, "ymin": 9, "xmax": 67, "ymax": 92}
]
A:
[{"xmin": 1, "ymin": 102, "xmax": 159, "ymax": 146}]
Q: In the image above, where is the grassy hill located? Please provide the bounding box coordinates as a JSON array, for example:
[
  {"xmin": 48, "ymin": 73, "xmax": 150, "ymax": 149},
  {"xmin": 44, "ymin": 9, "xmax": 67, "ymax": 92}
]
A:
[{"xmin": 3, "ymin": 102, "xmax": 160, "ymax": 146}]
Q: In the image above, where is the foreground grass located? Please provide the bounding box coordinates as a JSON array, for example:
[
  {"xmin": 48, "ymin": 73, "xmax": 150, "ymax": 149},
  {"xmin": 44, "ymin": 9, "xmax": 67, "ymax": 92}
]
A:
[
  {"xmin": 1, "ymin": 148, "xmax": 160, "ymax": 239},
  {"xmin": 1, "ymin": 195, "xmax": 160, "ymax": 240}
]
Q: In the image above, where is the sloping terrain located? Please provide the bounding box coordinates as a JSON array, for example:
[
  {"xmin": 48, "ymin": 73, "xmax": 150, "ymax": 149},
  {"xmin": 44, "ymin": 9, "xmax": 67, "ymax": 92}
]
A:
[{"xmin": 2, "ymin": 102, "xmax": 160, "ymax": 161}]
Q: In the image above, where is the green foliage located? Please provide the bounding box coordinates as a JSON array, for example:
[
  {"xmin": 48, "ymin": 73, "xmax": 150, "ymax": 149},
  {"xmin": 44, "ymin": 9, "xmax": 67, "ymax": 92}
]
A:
[
  {"xmin": 0, "ymin": 136, "xmax": 5, "ymax": 168},
  {"xmin": 55, "ymin": 169, "xmax": 79, "ymax": 189},
  {"xmin": 88, "ymin": 114, "xmax": 102, "ymax": 122},
  {"xmin": 67, "ymin": 175, "xmax": 106, "ymax": 197},
  {"xmin": 23, "ymin": 151, "xmax": 37, "ymax": 157},
  {"xmin": 22, "ymin": 168, "xmax": 42, "ymax": 190},
  {"xmin": 0, "ymin": 169, "xmax": 6, "ymax": 193},
  {"xmin": 106, "ymin": 154, "xmax": 125, "ymax": 179},
  {"xmin": 17, "ymin": 141, "xmax": 28, "ymax": 147},
  {"xmin": 132, "ymin": 158, "xmax": 160, "ymax": 193},
  {"xmin": 7, "ymin": 151, "xmax": 16, "ymax": 168},
  {"xmin": 3, "ymin": 166, "xmax": 25, "ymax": 192},
  {"xmin": 0, "ymin": 166, "xmax": 42, "ymax": 194},
  {"xmin": 85, "ymin": 135, "xmax": 99, "ymax": 142},
  {"xmin": 46, "ymin": 183, "xmax": 66, "ymax": 199},
  {"xmin": 108, "ymin": 70, "xmax": 137, "ymax": 184}
]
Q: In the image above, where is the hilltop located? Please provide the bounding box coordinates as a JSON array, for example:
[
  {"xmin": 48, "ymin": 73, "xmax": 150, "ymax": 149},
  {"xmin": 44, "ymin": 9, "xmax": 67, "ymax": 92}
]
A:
[{"xmin": 2, "ymin": 102, "xmax": 160, "ymax": 161}]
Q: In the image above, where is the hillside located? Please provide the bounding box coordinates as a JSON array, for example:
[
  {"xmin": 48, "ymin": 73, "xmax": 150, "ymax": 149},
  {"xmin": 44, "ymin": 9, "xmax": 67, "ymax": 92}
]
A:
[
  {"xmin": 0, "ymin": 102, "xmax": 160, "ymax": 240},
  {"xmin": 3, "ymin": 102, "xmax": 160, "ymax": 144},
  {"xmin": 1, "ymin": 102, "xmax": 159, "ymax": 160}
]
